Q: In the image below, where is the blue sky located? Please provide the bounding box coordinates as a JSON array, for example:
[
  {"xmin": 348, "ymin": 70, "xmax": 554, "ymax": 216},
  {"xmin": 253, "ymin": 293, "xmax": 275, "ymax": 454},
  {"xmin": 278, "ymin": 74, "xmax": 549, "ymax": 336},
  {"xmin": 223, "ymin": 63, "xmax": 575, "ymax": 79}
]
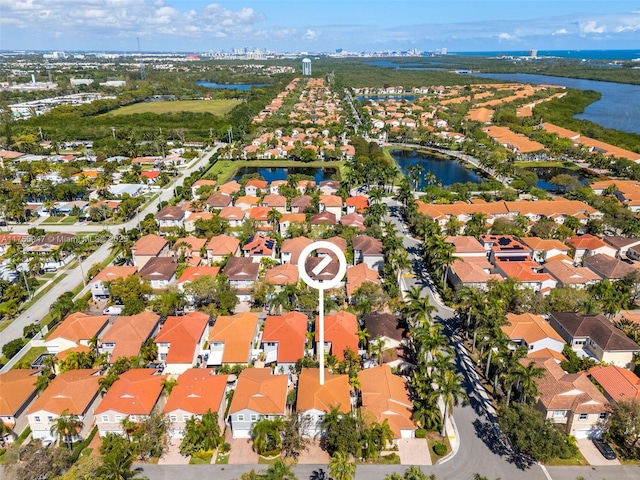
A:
[{"xmin": 1, "ymin": 1, "xmax": 639, "ymax": 53}]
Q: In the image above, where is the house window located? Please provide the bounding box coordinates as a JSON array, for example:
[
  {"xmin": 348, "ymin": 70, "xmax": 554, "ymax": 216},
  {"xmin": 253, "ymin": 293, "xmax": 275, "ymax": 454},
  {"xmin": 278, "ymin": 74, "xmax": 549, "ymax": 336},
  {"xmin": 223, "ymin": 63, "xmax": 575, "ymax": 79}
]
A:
[
  {"xmin": 599, "ymin": 413, "xmax": 608, "ymax": 420},
  {"xmin": 250, "ymin": 414, "xmax": 257, "ymax": 422},
  {"xmin": 237, "ymin": 414, "xmax": 244, "ymax": 421},
  {"xmin": 102, "ymin": 415, "xmax": 109, "ymax": 423},
  {"xmin": 574, "ymin": 340, "xmax": 585, "ymax": 346},
  {"xmin": 115, "ymin": 415, "xmax": 122, "ymax": 423},
  {"xmin": 183, "ymin": 415, "xmax": 190, "ymax": 422},
  {"xmin": 553, "ymin": 410, "xmax": 565, "ymax": 418},
  {"xmin": 578, "ymin": 413, "xmax": 588, "ymax": 421},
  {"xmin": 129, "ymin": 415, "xmax": 136, "ymax": 422},
  {"xmin": 170, "ymin": 415, "xmax": 177, "ymax": 422},
  {"xmin": 34, "ymin": 416, "xmax": 41, "ymax": 423},
  {"xmin": 47, "ymin": 416, "xmax": 53, "ymax": 422},
  {"xmin": 160, "ymin": 354, "xmax": 167, "ymax": 361}
]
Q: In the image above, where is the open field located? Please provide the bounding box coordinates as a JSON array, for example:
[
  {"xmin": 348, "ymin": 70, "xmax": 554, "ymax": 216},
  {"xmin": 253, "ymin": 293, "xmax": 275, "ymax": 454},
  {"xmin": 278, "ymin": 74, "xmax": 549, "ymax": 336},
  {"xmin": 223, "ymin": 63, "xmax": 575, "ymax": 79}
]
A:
[{"xmin": 107, "ymin": 100, "xmax": 240, "ymax": 116}]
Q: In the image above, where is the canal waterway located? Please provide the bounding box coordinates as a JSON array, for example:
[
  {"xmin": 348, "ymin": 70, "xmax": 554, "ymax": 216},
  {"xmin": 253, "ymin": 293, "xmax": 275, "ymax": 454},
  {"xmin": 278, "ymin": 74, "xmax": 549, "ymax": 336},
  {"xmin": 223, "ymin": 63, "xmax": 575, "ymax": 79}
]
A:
[
  {"xmin": 390, "ymin": 149, "xmax": 483, "ymax": 189},
  {"xmin": 197, "ymin": 81, "xmax": 268, "ymax": 90}
]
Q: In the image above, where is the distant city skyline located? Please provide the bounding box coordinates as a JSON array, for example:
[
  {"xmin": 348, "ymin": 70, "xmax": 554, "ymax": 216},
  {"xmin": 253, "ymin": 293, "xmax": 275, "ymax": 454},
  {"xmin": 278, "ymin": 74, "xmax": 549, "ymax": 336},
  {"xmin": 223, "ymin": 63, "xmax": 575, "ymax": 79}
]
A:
[{"xmin": 1, "ymin": 1, "xmax": 639, "ymax": 54}]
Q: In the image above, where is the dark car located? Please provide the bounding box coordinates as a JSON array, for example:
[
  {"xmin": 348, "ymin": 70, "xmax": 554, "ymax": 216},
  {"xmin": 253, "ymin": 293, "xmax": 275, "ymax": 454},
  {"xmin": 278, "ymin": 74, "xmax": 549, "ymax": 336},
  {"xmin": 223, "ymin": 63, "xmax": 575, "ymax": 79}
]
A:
[{"xmin": 592, "ymin": 438, "xmax": 616, "ymax": 460}]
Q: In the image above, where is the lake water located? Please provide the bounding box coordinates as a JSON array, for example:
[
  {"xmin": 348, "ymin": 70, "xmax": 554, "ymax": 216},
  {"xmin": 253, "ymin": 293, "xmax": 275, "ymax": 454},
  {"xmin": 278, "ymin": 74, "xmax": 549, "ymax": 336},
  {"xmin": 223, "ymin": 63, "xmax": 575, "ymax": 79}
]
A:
[
  {"xmin": 196, "ymin": 81, "xmax": 268, "ymax": 90},
  {"xmin": 233, "ymin": 167, "xmax": 337, "ymax": 183},
  {"xmin": 525, "ymin": 166, "xmax": 589, "ymax": 191},
  {"xmin": 390, "ymin": 149, "xmax": 483, "ymax": 188},
  {"xmin": 470, "ymin": 73, "xmax": 640, "ymax": 135}
]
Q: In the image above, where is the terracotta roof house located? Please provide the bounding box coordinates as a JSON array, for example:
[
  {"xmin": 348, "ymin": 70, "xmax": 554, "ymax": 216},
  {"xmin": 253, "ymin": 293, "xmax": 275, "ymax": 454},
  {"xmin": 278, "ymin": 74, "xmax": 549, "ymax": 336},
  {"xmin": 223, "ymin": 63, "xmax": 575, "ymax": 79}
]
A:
[
  {"xmin": 208, "ymin": 312, "xmax": 259, "ymax": 366},
  {"xmin": 315, "ymin": 311, "xmax": 358, "ymax": 361},
  {"xmin": 521, "ymin": 237, "xmax": 570, "ymax": 263},
  {"xmin": 206, "ymin": 193, "xmax": 233, "ymax": 210},
  {"xmin": 548, "ymin": 312, "xmax": 640, "ymax": 369},
  {"xmin": 346, "ymin": 196, "xmax": 369, "ymax": 214},
  {"xmin": 566, "ymin": 234, "xmax": 616, "ymax": 264},
  {"xmin": 164, "ymin": 369, "xmax": 229, "ymax": 438},
  {"xmin": 358, "ymin": 365, "xmax": 416, "ymax": 440},
  {"xmin": 525, "ymin": 358, "xmax": 610, "ymax": 439},
  {"xmin": 206, "ymin": 234, "xmax": 240, "ymax": 263},
  {"xmin": 26, "ymin": 369, "xmax": 102, "ymax": 442},
  {"xmin": 223, "ymin": 257, "xmax": 259, "ymax": 301},
  {"xmin": 95, "ymin": 369, "xmax": 167, "ymax": 437},
  {"xmin": 269, "ymin": 180, "xmax": 287, "ymax": 195},
  {"xmin": 447, "ymin": 257, "xmax": 503, "ymax": 291},
  {"xmin": 303, "ymin": 256, "xmax": 343, "ymax": 284},
  {"xmin": 291, "ymin": 195, "xmax": 313, "ymax": 214},
  {"xmin": 245, "ymin": 179, "xmax": 268, "ymax": 197},
  {"xmin": 346, "ymin": 263, "xmax": 381, "ymax": 299},
  {"xmin": 228, "ymin": 368, "xmax": 288, "ymax": 438},
  {"xmin": 243, "ymin": 235, "xmax": 276, "ymax": 262},
  {"xmin": 44, "ymin": 312, "xmax": 110, "ymax": 355},
  {"xmin": 445, "ymin": 236, "xmax": 486, "ymax": 258},
  {"xmin": 604, "ymin": 235, "xmax": 640, "ymax": 259},
  {"xmin": 177, "ymin": 266, "xmax": 220, "ymax": 293},
  {"xmin": 340, "ymin": 212, "xmax": 366, "ymax": 231},
  {"xmin": 0, "ymin": 369, "xmax": 40, "ymax": 438},
  {"xmin": 98, "ymin": 312, "xmax": 160, "ymax": 362},
  {"xmin": 318, "ymin": 236, "xmax": 349, "ymax": 257},
  {"xmin": 138, "ymin": 257, "xmax": 178, "ymax": 289},
  {"xmin": 89, "ymin": 266, "xmax": 138, "ymax": 300},
  {"xmin": 319, "ymin": 180, "xmax": 341, "ymax": 195},
  {"xmin": 352, "ymin": 235, "xmax": 384, "ymax": 271},
  {"xmin": 191, "ymin": 179, "xmax": 217, "ymax": 199},
  {"xmin": 155, "ymin": 205, "xmax": 186, "ymax": 229},
  {"xmin": 279, "ymin": 213, "xmax": 306, "ymax": 235},
  {"xmin": 588, "ymin": 365, "xmax": 640, "ymax": 403},
  {"xmin": 264, "ymin": 264, "xmax": 299, "ymax": 286},
  {"xmin": 172, "ymin": 236, "xmax": 207, "ymax": 262},
  {"xmin": 543, "ymin": 261, "xmax": 601, "ymax": 288},
  {"xmin": 218, "ymin": 206, "xmax": 246, "ymax": 227},
  {"xmin": 480, "ymin": 235, "xmax": 532, "ymax": 263},
  {"xmin": 363, "ymin": 313, "xmax": 408, "ymax": 352},
  {"xmin": 218, "ymin": 180, "xmax": 241, "ymax": 196},
  {"xmin": 185, "ymin": 211, "xmax": 214, "ymax": 231},
  {"xmin": 494, "ymin": 260, "xmax": 557, "ymax": 295},
  {"xmin": 131, "ymin": 234, "xmax": 169, "ymax": 268},
  {"xmin": 319, "ymin": 195, "xmax": 343, "ymax": 220},
  {"xmin": 310, "ymin": 211, "xmax": 337, "ymax": 226},
  {"xmin": 502, "ymin": 313, "xmax": 566, "ymax": 358},
  {"xmin": 261, "ymin": 194, "xmax": 287, "ymax": 213},
  {"xmin": 155, "ymin": 312, "xmax": 210, "ymax": 374},
  {"xmin": 583, "ymin": 253, "xmax": 636, "ymax": 280},
  {"xmin": 297, "ymin": 368, "xmax": 352, "ymax": 437},
  {"xmin": 262, "ymin": 312, "xmax": 308, "ymax": 373},
  {"xmin": 281, "ymin": 236, "xmax": 312, "ymax": 265}
]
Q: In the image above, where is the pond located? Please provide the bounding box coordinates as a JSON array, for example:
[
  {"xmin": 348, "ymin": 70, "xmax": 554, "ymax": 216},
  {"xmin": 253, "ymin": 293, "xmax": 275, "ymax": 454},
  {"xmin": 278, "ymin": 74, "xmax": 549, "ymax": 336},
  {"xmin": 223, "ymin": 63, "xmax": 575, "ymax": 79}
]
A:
[
  {"xmin": 233, "ymin": 167, "xmax": 337, "ymax": 184},
  {"xmin": 196, "ymin": 81, "xmax": 268, "ymax": 90},
  {"xmin": 525, "ymin": 166, "xmax": 589, "ymax": 191},
  {"xmin": 390, "ymin": 149, "xmax": 483, "ymax": 188}
]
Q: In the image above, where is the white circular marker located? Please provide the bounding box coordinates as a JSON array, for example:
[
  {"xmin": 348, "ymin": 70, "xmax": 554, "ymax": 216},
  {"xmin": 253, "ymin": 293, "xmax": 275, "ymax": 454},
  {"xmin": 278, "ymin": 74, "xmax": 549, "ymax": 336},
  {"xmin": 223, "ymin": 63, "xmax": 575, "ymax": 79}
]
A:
[{"xmin": 298, "ymin": 240, "xmax": 347, "ymax": 291}]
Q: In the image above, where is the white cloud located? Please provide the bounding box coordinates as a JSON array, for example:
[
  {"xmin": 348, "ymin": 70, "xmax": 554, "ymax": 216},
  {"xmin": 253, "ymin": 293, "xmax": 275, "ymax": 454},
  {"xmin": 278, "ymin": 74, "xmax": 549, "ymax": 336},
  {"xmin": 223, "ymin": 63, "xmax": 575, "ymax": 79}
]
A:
[
  {"xmin": 498, "ymin": 32, "xmax": 516, "ymax": 41},
  {"xmin": 552, "ymin": 28, "xmax": 568, "ymax": 35},
  {"xmin": 580, "ymin": 21, "xmax": 606, "ymax": 34},
  {"xmin": 302, "ymin": 29, "xmax": 318, "ymax": 41}
]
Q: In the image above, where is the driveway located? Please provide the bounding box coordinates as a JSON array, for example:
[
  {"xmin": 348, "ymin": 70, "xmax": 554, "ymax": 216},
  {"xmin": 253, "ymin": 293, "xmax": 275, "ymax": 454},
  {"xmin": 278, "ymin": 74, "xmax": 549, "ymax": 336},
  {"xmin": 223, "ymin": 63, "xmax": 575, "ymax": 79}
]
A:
[
  {"xmin": 297, "ymin": 439, "xmax": 330, "ymax": 464},
  {"xmin": 397, "ymin": 438, "xmax": 431, "ymax": 465},
  {"xmin": 227, "ymin": 437, "xmax": 259, "ymax": 465},
  {"xmin": 577, "ymin": 439, "xmax": 621, "ymax": 466},
  {"xmin": 158, "ymin": 439, "xmax": 189, "ymax": 465}
]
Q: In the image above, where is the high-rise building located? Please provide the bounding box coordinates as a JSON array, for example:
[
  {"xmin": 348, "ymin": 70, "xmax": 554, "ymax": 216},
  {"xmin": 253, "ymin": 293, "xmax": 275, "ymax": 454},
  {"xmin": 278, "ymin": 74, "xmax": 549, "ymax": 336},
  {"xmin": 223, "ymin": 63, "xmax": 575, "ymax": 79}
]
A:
[{"xmin": 302, "ymin": 57, "xmax": 312, "ymax": 76}]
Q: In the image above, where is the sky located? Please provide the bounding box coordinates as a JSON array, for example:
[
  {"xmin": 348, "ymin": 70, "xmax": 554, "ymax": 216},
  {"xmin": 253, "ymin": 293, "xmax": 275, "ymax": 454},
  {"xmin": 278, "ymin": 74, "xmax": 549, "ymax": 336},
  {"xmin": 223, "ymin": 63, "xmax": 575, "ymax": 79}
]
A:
[{"xmin": 1, "ymin": 1, "xmax": 640, "ymax": 53}]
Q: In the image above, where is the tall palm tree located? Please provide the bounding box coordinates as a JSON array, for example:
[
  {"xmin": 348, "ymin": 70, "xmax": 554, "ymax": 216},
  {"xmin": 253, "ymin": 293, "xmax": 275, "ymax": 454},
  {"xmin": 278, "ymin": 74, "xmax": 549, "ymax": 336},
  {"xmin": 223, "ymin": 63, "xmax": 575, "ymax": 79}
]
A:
[
  {"xmin": 517, "ymin": 360, "xmax": 544, "ymax": 404},
  {"xmin": 433, "ymin": 369, "xmax": 467, "ymax": 437},
  {"xmin": 97, "ymin": 451, "xmax": 140, "ymax": 480},
  {"xmin": 329, "ymin": 451, "xmax": 356, "ymax": 480},
  {"xmin": 50, "ymin": 411, "xmax": 84, "ymax": 451},
  {"xmin": 250, "ymin": 417, "xmax": 285, "ymax": 455},
  {"xmin": 404, "ymin": 296, "xmax": 436, "ymax": 329}
]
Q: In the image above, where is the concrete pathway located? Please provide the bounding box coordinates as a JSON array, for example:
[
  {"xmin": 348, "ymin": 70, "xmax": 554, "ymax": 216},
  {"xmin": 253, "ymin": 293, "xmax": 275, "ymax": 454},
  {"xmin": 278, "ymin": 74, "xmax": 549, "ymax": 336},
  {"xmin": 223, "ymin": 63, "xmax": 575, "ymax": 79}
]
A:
[
  {"xmin": 158, "ymin": 440, "xmax": 189, "ymax": 465},
  {"xmin": 227, "ymin": 437, "xmax": 259, "ymax": 465},
  {"xmin": 576, "ymin": 439, "xmax": 620, "ymax": 466},
  {"xmin": 397, "ymin": 438, "xmax": 431, "ymax": 465},
  {"xmin": 297, "ymin": 440, "xmax": 330, "ymax": 464}
]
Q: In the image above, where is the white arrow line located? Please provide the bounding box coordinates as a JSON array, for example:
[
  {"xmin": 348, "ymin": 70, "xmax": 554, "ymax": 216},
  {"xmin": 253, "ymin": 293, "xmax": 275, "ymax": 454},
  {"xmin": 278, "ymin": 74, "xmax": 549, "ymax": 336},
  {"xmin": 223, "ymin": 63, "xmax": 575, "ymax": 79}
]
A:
[{"xmin": 312, "ymin": 255, "xmax": 332, "ymax": 276}]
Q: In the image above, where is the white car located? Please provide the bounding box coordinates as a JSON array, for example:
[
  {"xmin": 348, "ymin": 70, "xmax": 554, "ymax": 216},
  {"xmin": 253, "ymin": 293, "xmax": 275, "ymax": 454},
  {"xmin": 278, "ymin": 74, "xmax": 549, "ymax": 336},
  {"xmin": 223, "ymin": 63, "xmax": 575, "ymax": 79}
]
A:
[{"xmin": 102, "ymin": 305, "xmax": 124, "ymax": 315}]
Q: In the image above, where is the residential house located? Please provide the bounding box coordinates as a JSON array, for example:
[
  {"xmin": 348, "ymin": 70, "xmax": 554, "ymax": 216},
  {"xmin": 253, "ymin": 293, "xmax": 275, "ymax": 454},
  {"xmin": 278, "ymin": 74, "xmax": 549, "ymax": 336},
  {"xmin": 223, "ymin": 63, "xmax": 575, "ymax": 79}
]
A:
[
  {"xmin": 234, "ymin": 196, "xmax": 260, "ymax": 211},
  {"xmin": 25, "ymin": 233, "xmax": 75, "ymax": 269},
  {"xmin": 588, "ymin": 365, "xmax": 640, "ymax": 403},
  {"xmin": 525, "ymin": 358, "xmax": 609, "ymax": 439},
  {"xmin": 95, "ymin": 369, "xmax": 166, "ymax": 437},
  {"xmin": 297, "ymin": 368, "xmax": 352, "ymax": 437},
  {"xmin": 543, "ymin": 261, "xmax": 601, "ymax": 288},
  {"xmin": 346, "ymin": 263, "xmax": 381, "ymax": 301},
  {"xmin": 269, "ymin": 180, "xmax": 287, "ymax": 195},
  {"xmin": 44, "ymin": 312, "xmax": 109, "ymax": 355},
  {"xmin": 319, "ymin": 195, "xmax": 343, "ymax": 220},
  {"xmin": 206, "ymin": 193, "xmax": 233, "ymax": 211},
  {"xmin": 228, "ymin": 368, "xmax": 288, "ymax": 438},
  {"xmin": 264, "ymin": 264, "xmax": 299, "ymax": 287},
  {"xmin": 548, "ymin": 312, "xmax": 640, "ymax": 369},
  {"xmin": 155, "ymin": 312, "xmax": 210, "ymax": 374},
  {"xmin": 291, "ymin": 196, "xmax": 313, "ymax": 214},
  {"xmin": 206, "ymin": 234, "xmax": 240, "ymax": 263},
  {"xmin": 310, "ymin": 211, "xmax": 337, "ymax": 226},
  {"xmin": 131, "ymin": 234, "xmax": 169, "ymax": 268},
  {"xmin": 262, "ymin": 312, "xmax": 308, "ymax": 374},
  {"xmin": 447, "ymin": 257, "xmax": 503, "ymax": 291},
  {"xmin": 26, "ymin": 369, "xmax": 102, "ymax": 442},
  {"xmin": 521, "ymin": 237, "xmax": 570, "ymax": 263},
  {"xmin": 340, "ymin": 212, "xmax": 366, "ymax": 231},
  {"xmin": 243, "ymin": 235, "xmax": 277, "ymax": 262},
  {"xmin": 345, "ymin": 196, "xmax": 368, "ymax": 215},
  {"xmin": 358, "ymin": 365, "xmax": 416, "ymax": 440},
  {"xmin": 566, "ymin": 234, "xmax": 616, "ymax": 264},
  {"xmin": 502, "ymin": 313, "xmax": 566, "ymax": 359},
  {"xmin": 261, "ymin": 194, "xmax": 287, "ymax": 214},
  {"xmin": 319, "ymin": 180, "xmax": 340, "ymax": 195},
  {"xmin": 281, "ymin": 237, "xmax": 312, "ymax": 265},
  {"xmin": 494, "ymin": 260, "xmax": 557, "ymax": 295},
  {"xmin": 603, "ymin": 236, "xmax": 640, "ymax": 260},
  {"xmin": 208, "ymin": 312, "xmax": 259, "ymax": 366},
  {"xmin": 218, "ymin": 206, "xmax": 246, "ymax": 227},
  {"xmin": 245, "ymin": 179, "xmax": 268, "ymax": 197},
  {"xmin": 0, "ymin": 370, "xmax": 40, "ymax": 440},
  {"xmin": 480, "ymin": 235, "xmax": 532, "ymax": 263},
  {"xmin": 316, "ymin": 311, "xmax": 358, "ymax": 361},
  {"xmin": 89, "ymin": 266, "xmax": 138, "ymax": 301},
  {"xmin": 445, "ymin": 236, "xmax": 487, "ymax": 258},
  {"xmin": 164, "ymin": 369, "xmax": 228, "ymax": 438},
  {"xmin": 138, "ymin": 257, "xmax": 178, "ymax": 289},
  {"xmin": 279, "ymin": 213, "xmax": 306, "ymax": 235},
  {"xmin": 248, "ymin": 206, "xmax": 274, "ymax": 231},
  {"xmin": 362, "ymin": 313, "xmax": 408, "ymax": 352},
  {"xmin": 177, "ymin": 266, "xmax": 220, "ymax": 296},
  {"xmin": 218, "ymin": 180, "xmax": 241, "ymax": 196},
  {"xmin": 191, "ymin": 179, "xmax": 217, "ymax": 199},
  {"xmin": 0, "ymin": 234, "xmax": 28, "ymax": 256},
  {"xmin": 582, "ymin": 254, "xmax": 636, "ymax": 280},
  {"xmin": 98, "ymin": 312, "xmax": 160, "ymax": 362},
  {"xmin": 155, "ymin": 205, "xmax": 186, "ymax": 229},
  {"xmin": 352, "ymin": 235, "xmax": 384, "ymax": 272},
  {"xmin": 172, "ymin": 236, "xmax": 207, "ymax": 264},
  {"xmin": 222, "ymin": 258, "xmax": 259, "ymax": 301}
]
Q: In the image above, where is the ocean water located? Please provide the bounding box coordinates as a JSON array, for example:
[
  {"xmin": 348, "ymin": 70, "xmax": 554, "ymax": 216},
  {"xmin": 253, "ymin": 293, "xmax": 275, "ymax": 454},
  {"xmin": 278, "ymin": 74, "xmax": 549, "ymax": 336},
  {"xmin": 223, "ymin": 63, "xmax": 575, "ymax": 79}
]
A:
[{"xmin": 452, "ymin": 50, "xmax": 640, "ymax": 61}]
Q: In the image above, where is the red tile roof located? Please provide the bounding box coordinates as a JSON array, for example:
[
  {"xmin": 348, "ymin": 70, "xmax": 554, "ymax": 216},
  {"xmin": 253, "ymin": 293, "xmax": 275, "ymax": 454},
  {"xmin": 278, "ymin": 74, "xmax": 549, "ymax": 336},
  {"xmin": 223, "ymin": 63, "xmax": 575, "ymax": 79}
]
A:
[
  {"xmin": 164, "ymin": 369, "xmax": 228, "ymax": 415},
  {"xmin": 48, "ymin": 312, "xmax": 109, "ymax": 343},
  {"xmin": 262, "ymin": 312, "xmax": 308, "ymax": 363},
  {"xmin": 100, "ymin": 312, "xmax": 160, "ymax": 360},
  {"xmin": 209, "ymin": 312, "xmax": 258, "ymax": 363},
  {"xmin": 296, "ymin": 368, "xmax": 351, "ymax": 413},
  {"xmin": 589, "ymin": 365, "xmax": 640, "ymax": 401},
  {"xmin": 95, "ymin": 369, "xmax": 166, "ymax": 415},
  {"xmin": 155, "ymin": 312, "xmax": 209, "ymax": 364},
  {"xmin": 26, "ymin": 369, "xmax": 101, "ymax": 416},
  {"xmin": 228, "ymin": 368, "xmax": 288, "ymax": 415},
  {"xmin": 315, "ymin": 311, "xmax": 358, "ymax": 361}
]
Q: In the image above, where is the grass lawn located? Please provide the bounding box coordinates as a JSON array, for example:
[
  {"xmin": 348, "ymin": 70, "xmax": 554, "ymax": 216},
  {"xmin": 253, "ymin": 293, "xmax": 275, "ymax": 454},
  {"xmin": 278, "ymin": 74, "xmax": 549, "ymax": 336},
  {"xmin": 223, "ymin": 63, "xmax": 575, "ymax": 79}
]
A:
[
  {"xmin": 12, "ymin": 346, "xmax": 46, "ymax": 369},
  {"xmin": 189, "ymin": 451, "xmax": 214, "ymax": 464},
  {"xmin": 544, "ymin": 451, "xmax": 588, "ymax": 466},
  {"xmin": 203, "ymin": 159, "xmax": 344, "ymax": 184},
  {"xmin": 107, "ymin": 100, "xmax": 240, "ymax": 116},
  {"xmin": 60, "ymin": 216, "xmax": 78, "ymax": 225},
  {"xmin": 258, "ymin": 455, "xmax": 281, "ymax": 465},
  {"xmin": 43, "ymin": 216, "xmax": 62, "ymax": 224},
  {"xmin": 513, "ymin": 160, "xmax": 582, "ymax": 170},
  {"xmin": 426, "ymin": 432, "xmax": 451, "ymax": 464},
  {"xmin": 215, "ymin": 453, "xmax": 229, "ymax": 465}
]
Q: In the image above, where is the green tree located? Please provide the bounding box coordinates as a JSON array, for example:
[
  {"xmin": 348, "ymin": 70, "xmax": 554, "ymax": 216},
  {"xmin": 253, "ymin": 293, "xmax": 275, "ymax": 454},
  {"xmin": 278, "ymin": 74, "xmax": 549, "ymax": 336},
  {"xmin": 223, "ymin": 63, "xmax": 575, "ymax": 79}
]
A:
[
  {"xmin": 107, "ymin": 274, "xmax": 152, "ymax": 315},
  {"xmin": 179, "ymin": 410, "xmax": 223, "ymax": 456},
  {"xmin": 605, "ymin": 399, "xmax": 640, "ymax": 458},
  {"xmin": 329, "ymin": 451, "xmax": 355, "ymax": 480},
  {"xmin": 250, "ymin": 417, "xmax": 285, "ymax": 455},
  {"xmin": 96, "ymin": 450, "xmax": 142, "ymax": 480}
]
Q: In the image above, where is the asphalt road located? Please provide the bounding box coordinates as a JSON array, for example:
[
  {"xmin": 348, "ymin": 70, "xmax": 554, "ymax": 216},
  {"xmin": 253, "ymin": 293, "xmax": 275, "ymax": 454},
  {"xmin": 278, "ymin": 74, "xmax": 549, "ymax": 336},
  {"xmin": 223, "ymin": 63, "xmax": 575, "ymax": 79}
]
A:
[{"xmin": 0, "ymin": 148, "xmax": 218, "ymax": 353}]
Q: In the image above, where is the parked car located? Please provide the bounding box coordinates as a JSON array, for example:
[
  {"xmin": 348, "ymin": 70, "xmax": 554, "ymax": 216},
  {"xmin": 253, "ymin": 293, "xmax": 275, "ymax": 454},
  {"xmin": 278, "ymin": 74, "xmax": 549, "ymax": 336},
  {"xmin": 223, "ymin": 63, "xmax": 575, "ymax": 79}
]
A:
[
  {"xmin": 102, "ymin": 305, "xmax": 124, "ymax": 315},
  {"xmin": 592, "ymin": 438, "xmax": 616, "ymax": 460}
]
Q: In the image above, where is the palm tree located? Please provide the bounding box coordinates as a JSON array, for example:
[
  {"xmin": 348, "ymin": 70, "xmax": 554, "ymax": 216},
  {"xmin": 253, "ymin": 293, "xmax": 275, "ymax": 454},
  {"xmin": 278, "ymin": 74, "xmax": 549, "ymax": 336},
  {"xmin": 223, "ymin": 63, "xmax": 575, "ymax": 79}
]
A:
[
  {"xmin": 267, "ymin": 207, "xmax": 283, "ymax": 232},
  {"xmin": 404, "ymin": 296, "xmax": 436, "ymax": 329},
  {"xmin": 310, "ymin": 468, "xmax": 333, "ymax": 480},
  {"xmin": 329, "ymin": 451, "xmax": 355, "ymax": 480},
  {"xmin": 50, "ymin": 411, "xmax": 84, "ymax": 451},
  {"xmin": 369, "ymin": 336, "xmax": 386, "ymax": 364},
  {"xmin": 97, "ymin": 451, "xmax": 141, "ymax": 480},
  {"xmin": 250, "ymin": 417, "xmax": 285, "ymax": 455},
  {"xmin": 518, "ymin": 360, "xmax": 544, "ymax": 404},
  {"xmin": 433, "ymin": 369, "xmax": 467, "ymax": 437}
]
